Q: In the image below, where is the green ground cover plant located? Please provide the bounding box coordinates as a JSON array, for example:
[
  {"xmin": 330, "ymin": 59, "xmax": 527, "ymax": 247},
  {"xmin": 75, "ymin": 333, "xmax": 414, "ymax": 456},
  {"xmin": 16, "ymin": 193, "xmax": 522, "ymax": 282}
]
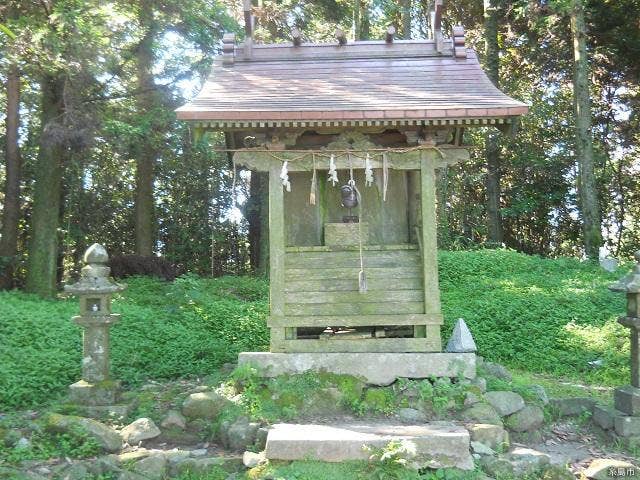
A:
[
  {"xmin": 226, "ymin": 366, "xmax": 475, "ymax": 423},
  {"xmin": 438, "ymin": 250, "xmax": 628, "ymax": 386},
  {"xmin": 0, "ymin": 275, "xmax": 269, "ymax": 410},
  {"xmin": 0, "ymin": 250, "xmax": 628, "ymax": 411},
  {"xmin": 0, "ymin": 417, "xmax": 102, "ymax": 465},
  {"xmin": 247, "ymin": 458, "xmax": 490, "ymax": 480}
]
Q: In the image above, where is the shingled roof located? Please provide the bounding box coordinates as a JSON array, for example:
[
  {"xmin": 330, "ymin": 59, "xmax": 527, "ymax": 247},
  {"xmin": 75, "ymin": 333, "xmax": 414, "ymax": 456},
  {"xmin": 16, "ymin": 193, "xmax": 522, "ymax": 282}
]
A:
[{"xmin": 177, "ymin": 29, "xmax": 528, "ymax": 130}]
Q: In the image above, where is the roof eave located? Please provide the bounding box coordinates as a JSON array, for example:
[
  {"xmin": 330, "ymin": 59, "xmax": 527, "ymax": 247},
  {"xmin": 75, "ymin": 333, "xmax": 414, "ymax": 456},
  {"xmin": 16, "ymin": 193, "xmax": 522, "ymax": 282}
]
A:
[{"xmin": 175, "ymin": 105, "xmax": 529, "ymax": 129}]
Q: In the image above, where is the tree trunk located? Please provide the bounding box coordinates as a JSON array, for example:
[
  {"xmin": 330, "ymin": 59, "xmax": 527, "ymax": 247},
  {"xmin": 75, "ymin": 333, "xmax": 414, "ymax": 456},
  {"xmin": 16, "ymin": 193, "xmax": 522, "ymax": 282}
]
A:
[
  {"xmin": 400, "ymin": 0, "xmax": 411, "ymax": 39},
  {"xmin": 484, "ymin": 0, "xmax": 503, "ymax": 246},
  {"xmin": 356, "ymin": 0, "xmax": 370, "ymax": 40},
  {"xmin": 246, "ymin": 171, "xmax": 269, "ymax": 275},
  {"xmin": 25, "ymin": 75, "xmax": 66, "ymax": 297},
  {"xmin": 436, "ymin": 167, "xmax": 451, "ymax": 248},
  {"xmin": 0, "ymin": 66, "xmax": 22, "ymax": 289},
  {"xmin": 571, "ymin": 0, "xmax": 602, "ymax": 260},
  {"xmin": 134, "ymin": 0, "xmax": 157, "ymax": 256}
]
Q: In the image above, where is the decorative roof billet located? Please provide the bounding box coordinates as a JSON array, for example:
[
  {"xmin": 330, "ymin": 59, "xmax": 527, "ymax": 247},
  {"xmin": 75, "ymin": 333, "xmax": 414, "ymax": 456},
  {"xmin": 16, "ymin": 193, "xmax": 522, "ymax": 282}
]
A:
[{"xmin": 177, "ymin": 25, "xmax": 528, "ymax": 130}]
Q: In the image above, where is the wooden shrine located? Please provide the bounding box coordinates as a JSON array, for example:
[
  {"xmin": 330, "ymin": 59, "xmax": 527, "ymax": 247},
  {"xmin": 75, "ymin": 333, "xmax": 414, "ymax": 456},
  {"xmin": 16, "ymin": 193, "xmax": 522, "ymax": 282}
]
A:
[{"xmin": 177, "ymin": 3, "xmax": 527, "ymax": 356}]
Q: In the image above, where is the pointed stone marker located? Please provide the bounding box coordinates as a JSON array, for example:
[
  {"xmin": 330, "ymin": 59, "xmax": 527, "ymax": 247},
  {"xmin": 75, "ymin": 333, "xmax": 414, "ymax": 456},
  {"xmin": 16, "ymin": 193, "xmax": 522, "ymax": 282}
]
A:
[{"xmin": 445, "ymin": 318, "xmax": 477, "ymax": 353}]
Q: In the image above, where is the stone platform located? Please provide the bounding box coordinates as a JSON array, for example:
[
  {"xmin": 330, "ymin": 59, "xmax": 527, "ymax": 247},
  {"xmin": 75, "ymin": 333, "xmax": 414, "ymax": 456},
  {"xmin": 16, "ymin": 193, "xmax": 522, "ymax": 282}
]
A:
[
  {"xmin": 238, "ymin": 352, "xmax": 476, "ymax": 385},
  {"xmin": 265, "ymin": 422, "xmax": 474, "ymax": 470}
]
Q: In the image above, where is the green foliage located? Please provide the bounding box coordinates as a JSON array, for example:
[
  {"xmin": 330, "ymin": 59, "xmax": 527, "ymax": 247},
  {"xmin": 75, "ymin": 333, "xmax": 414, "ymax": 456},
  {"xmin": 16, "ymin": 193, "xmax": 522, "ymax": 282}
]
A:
[
  {"xmin": 394, "ymin": 377, "xmax": 474, "ymax": 418},
  {"xmin": 364, "ymin": 441, "xmax": 422, "ymax": 480},
  {"xmin": 357, "ymin": 388, "xmax": 398, "ymax": 416},
  {"xmin": 321, "ymin": 372, "xmax": 365, "ymax": 410},
  {"xmin": 174, "ymin": 467, "xmax": 229, "ymax": 480},
  {"xmin": 0, "ymin": 275, "xmax": 268, "ymax": 410},
  {"xmin": 249, "ymin": 459, "xmax": 485, "ymax": 480},
  {"xmin": 249, "ymin": 460, "xmax": 368, "ymax": 480},
  {"xmin": 0, "ymin": 422, "xmax": 101, "ymax": 465},
  {"xmin": 429, "ymin": 378, "xmax": 465, "ymax": 413},
  {"xmin": 230, "ymin": 368, "xmax": 361, "ymax": 422},
  {"xmin": 230, "ymin": 369, "xmax": 479, "ymax": 422},
  {"xmin": 229, "ymin": 366, "xmax": 433, "ymax": 422},
  {"xmin": 0, "ymin": 250, "xmax": 631, "ymax": 411},
  {"xmin": 482, "ymin": 375, "xmax": 540, "ymax": 404},
  {"xmin": 439, "ymin": 250, "xmax": 628, "ymax": 386},
  {"xmin": 4, "ymin": 0, "xmax": 640, "ymax": 289}
]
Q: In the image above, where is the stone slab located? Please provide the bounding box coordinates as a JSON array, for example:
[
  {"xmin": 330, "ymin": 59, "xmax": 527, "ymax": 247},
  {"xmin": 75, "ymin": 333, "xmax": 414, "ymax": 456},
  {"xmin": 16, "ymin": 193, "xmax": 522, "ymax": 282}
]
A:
[
  {"xmin": 584, "ymin": 458, "xmax": 639, "ymax": 479},
  {"xmin": 614, "ymin": 385, "xmax": 640, "ymax": 416},
  {"xmin": 265, "ymin": 422, "xmax": 474, "ymax": 470},
  {"xmin": 238, "ymin": 352, "xmax": 476, "ymax": 386}
]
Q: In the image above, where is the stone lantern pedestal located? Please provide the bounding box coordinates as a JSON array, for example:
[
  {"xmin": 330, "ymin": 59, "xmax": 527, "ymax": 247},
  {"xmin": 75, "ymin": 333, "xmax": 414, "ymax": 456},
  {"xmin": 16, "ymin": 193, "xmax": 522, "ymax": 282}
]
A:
[
  {"xmin": 65, "ymin": 243, "xmax": 130, "ymax": 417},
  {"xmin": 609, "ymin": 252, "xmax": 640, "ymax": 437}
]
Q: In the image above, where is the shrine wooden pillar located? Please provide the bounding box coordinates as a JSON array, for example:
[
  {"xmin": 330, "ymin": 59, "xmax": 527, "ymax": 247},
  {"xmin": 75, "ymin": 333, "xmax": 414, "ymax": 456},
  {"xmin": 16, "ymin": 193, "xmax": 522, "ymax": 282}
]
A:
[
  {"xmin": 268, "ymin": 161, "xmax": 287, "ymax": 350},
  {"xmin": 420, "ymin": 150, "xmax": 442, "ymax": 351}
]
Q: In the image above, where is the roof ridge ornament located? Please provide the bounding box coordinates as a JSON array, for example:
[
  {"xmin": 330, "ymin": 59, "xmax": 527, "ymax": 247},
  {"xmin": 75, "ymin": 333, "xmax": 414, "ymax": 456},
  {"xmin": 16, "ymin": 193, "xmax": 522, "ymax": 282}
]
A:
[
  {"xmin": 432, "ymin": 0, "xmax": 444, "ymax": 53},
  {"xmin": 222, "ymin": 33, "xmax": 235, "ymax": 66},
  {"xmin": 385, "ymin": 26, "xmax": 396, "ymax": 44},
  {"xmin": 243, "ymin": 0, "xmax": 253, "ymax": 59},
  {"xmin": 452, "ymin": 25, "xmax": 467, "ymax": 59},
  {"xmin": 292, "ymin": 28, "xmax": 302, "ymax": 47}
]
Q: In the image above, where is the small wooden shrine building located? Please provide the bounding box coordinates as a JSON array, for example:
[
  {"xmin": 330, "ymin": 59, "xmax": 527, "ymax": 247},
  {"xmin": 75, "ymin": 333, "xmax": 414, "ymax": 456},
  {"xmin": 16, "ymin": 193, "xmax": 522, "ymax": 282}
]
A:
[{"xmin": 177, "ymin": 6, "xmax": 527, "ymax": 356}]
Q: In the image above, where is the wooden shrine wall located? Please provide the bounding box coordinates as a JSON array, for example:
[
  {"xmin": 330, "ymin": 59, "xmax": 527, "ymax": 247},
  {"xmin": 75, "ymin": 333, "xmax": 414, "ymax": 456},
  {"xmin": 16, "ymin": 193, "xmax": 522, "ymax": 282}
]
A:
[{"xmin": 284, "ymin": 169, "xmax": 411, "ymax": 247}]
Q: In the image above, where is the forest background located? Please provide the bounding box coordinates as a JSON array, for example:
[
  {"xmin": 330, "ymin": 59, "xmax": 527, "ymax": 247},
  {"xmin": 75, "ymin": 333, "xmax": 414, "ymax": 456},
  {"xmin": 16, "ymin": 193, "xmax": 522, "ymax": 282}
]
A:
[{"xmin": 1, "ymin": 0, "xmax": 639, "ymax": 297}]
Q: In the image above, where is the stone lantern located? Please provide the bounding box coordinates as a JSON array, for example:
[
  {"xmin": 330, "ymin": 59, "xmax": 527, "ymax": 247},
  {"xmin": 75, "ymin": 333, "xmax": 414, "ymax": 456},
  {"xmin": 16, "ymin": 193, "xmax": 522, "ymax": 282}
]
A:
[
  {"xmin": 65, "ymin": 243, "xmax": 125, "ymax": 408},
  {"xmin": 609, "ymin": 251, "xmax": 640, "ymax": 436}
]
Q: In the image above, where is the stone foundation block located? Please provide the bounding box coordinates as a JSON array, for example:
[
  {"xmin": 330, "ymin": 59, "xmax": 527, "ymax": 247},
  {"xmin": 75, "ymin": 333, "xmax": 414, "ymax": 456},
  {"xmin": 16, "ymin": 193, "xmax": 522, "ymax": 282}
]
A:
[
  {"xmin": 265, "ymin": 422, "xmax": 474, "ymax": 470},
  {"xmin": 549, "ymin": 397, "xmax": 595, "ymax": 417},
  {"xmin": 69, "ymin": 379, "xmax": 120, "ymax": 406},
  {"xmin": 614, "ymin": 414, "xmax": 640, "ymax": 437},
  {"xmin": 238, "ymin": 352, "xmax": 476, "ymax": 386},
  {"xmin": 614, "ymin": 386, "xmax": 640, "ymax": 416},
  {"xmin": 592, "ymin": 405, "xmax": 617, "ymax": 430}
]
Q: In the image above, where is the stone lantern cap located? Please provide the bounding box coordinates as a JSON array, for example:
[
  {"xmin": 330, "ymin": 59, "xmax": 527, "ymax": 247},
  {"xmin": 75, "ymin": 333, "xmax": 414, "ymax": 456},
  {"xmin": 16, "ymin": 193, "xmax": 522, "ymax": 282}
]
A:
[
  {"xmin": 64, "ymin": 243, "xmax": 126, "ymax": 295},
  {"xmin": 609, "ymin": 251, "xmax": 640, "ymax": 294}
]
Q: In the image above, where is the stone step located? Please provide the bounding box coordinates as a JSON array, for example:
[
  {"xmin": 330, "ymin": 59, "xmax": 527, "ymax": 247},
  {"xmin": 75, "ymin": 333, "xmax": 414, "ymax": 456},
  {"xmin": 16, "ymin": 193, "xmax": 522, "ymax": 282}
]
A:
[{"xmin": 264, "ymin": 422, "xmax": 474, "ymax": 470}]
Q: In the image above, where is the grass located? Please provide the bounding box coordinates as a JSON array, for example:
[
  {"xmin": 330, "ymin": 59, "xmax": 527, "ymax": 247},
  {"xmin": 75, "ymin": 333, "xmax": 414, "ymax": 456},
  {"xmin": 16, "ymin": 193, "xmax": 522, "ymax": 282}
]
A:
[
  {"xmin": 246, "ymin": 459, "xmax": 488, "ymax": 480},
  {"xmin": 0, "ymin": 249, "xmax": 630, "ymax": 411}
]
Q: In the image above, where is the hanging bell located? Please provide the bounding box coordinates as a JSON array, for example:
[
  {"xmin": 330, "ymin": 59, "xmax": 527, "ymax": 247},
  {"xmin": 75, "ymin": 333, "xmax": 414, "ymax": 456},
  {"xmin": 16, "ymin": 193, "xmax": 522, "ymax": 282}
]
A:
[
  {"xmin": 340, "ymin": 184, "xmax": 359, "ymax": 223},
  {"xmin": 340, "ymin": 184, "xmax": 358, "ymax": 209}
]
